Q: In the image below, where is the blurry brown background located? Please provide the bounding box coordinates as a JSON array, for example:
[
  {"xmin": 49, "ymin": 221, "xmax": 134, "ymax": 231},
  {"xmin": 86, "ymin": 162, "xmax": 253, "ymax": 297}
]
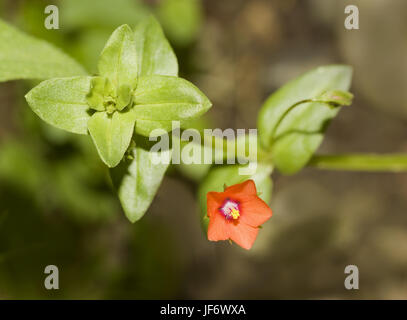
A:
[{"xmin": 0, "ymin": 0, "xmax": 406, "ymax": 299}]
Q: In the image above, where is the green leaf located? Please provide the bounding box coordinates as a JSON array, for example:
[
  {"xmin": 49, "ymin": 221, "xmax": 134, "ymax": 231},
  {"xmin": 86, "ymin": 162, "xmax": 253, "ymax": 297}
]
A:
[
  {"xmin": 110, "ymin": 144, "xmax": 172, "ymax": 222},
  {"xmin": 134, "ymin": 15, "xmax": 178, "ymax": 77},
  {"xmin": 98, "ymin": 24, "xmax": 138, "ymax": 89},
  {"xmin": 25, "ymin": 76, "xmax": 92, "ymax": 134},
  {"xmin": 0, "ymin": 19, "xmax": 86, "ymax": 81},
  {"xmin": 257, "ymin": 65, "xmax": 353, "ymax": 174},
  {"xmin": 88, "ymin": 111, "xmax": 136, "ymax": 167},
  {"xmin": 116, "ymin": 84, "xmax": 133, "ymax": 111},
  {"xmin": 132, "ymin": 75, "xmax": 212, "ymax": 126},
  {"xmin": 197, "ymin": 164, "xmax": 273, "ymax": 231},
  {"xmin": 133, "ymin": 16, "xmax": 179, "ymax": 136}
]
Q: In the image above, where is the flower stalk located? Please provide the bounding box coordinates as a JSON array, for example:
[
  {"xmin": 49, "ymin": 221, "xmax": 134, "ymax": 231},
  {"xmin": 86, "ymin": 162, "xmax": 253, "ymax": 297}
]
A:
[{"xmin": 308, "ymin": 154, "xmax": 407, "ymax": 172}]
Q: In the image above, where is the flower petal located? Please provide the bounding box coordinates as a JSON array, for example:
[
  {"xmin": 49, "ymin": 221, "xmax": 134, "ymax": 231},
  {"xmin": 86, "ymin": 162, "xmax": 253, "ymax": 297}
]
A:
[
  {"xmin": 229, "ymin": 222, "xmax": 259, "ymax": 250},
  {"xmin": 224, "ymin": 179, "xmax": 257, "ymax": 201},
  {"xmin": 239, "ymin": 197, "xmax": 273, "ymax": 227},
  {"xmin": 207, "ymin": 211, "xmax": 230, "ymax": 242},
  {"xmin": 206, "ymin": 191, "xmax": 224, "ymax": 218},
  {"xmin": 206, "ymin": 179, "xmax": 272, "ymax": 250}
]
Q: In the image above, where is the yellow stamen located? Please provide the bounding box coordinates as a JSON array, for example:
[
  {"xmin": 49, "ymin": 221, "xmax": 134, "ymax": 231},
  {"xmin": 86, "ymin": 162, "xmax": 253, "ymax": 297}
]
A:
[{"xmin": 230, "ymin": 208, "xmax": 240, "ymax": 220}]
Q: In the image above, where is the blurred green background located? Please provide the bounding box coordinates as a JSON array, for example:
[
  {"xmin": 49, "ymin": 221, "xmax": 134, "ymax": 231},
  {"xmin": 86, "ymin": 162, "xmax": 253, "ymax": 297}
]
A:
[{"xmin": 0, "ymin": 0, "xmax": 407, "ymax": 299}]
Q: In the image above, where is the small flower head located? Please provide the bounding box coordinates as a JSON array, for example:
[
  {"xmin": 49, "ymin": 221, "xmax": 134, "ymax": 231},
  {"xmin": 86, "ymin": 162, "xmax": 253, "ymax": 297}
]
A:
[
  {"xmin": 86, "ymin": 77, "xmax": 133, "ymax": 114},
  {"xmin": 206, "ymin": 179, "xmax": 272, "ymax": 250}
]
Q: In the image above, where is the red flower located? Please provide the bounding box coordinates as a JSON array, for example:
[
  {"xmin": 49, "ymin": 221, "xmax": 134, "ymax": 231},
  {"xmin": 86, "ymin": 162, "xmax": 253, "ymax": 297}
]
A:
[{"xmin": 206, "ymin": 179, "xmax": 272, "ymax": 250}]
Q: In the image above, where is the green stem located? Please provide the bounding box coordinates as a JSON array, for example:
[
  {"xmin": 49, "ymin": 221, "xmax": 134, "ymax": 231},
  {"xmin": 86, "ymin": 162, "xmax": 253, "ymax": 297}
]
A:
[{"xmin": 309, "ymin": 154, "xmax": 407, "ymax": 172}]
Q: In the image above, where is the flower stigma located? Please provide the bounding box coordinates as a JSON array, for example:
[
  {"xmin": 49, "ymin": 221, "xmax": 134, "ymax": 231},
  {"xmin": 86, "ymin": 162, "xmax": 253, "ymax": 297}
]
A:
[{"xmin": 220, "ymin": 199, "xmax": 241, "ymax": 220}]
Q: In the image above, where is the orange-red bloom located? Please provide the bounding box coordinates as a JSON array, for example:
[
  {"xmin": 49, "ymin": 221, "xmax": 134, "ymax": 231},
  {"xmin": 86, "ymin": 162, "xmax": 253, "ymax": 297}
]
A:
[{"xmin": 206, "ymin": 179, "xmax": 272, "ymax": 250}]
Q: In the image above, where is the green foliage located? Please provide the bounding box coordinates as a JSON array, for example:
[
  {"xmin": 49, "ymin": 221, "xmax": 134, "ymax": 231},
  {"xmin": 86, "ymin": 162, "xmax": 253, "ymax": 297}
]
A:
[
  {"xmin": 133, "ymin": 75, "xmax": 211, "ymax": 123},
  {"xmin": 88, "ymin": 111, "xmax": 135, "ymax": 167},
  {"xmin": 25, "ymin": 77, "xmax": 92, "ymax": 135},
  {"xmin": 97, "ymin": 24, "xmax": 138, "ymax": 90},
  {"xmin": 25, "ymin": 20, "xmax": 211, "ymax": 170},
  {"xmin": 86, "ymin": 77, "xmax": 111, "ymax": 112},
  {"xmin": 108, "ymin": 16, "xmax": 204, "ymax": 221},
  {"xmin": 133, "ymin": 75, "xmax": 211, "ymax": 137},
  {"xmin": 83, "ymin": 24, "xmax": 139, "ymax": 167},
  {"xmin": 134, "ymin": 16, "xmax": 178, "ymax": 77},
  {"xmin": 133, "ymin": 16, "xmax": 180, "ymax": 136},
  {"xmin": 258, "ymin": 65, "xmax": 353, "ymax": 174},
  {"xmin": 17, "ymin": 17, "xmax": 212, "ymax": 221},
  {"xmin": 61, "ymin": 0, "xmax": 151, "ymax": 73},
  {"xmin": 0, "ymin": 19, "xmax": 86, "ymax": 81},
  {"xmin": 2, "ymin": 10, "xmax": 377, "ymax": 233},
  {"xmin": 110, "ymin": 144, "xmax": 172, "ymax": 222},
  {"xmin": 197, "ymin": 164, "xmax": 273, "ymax": 230}
]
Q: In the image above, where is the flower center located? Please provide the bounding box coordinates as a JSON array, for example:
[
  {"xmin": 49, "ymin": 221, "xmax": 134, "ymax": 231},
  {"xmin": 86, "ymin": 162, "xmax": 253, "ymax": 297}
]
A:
[
  {"xmin": 220, "ymin": 199, "xmax": 240, "ymax": 220},
  {"xmin": 104, "ymin": 97, "xmax": 117, "ymax": 114}
]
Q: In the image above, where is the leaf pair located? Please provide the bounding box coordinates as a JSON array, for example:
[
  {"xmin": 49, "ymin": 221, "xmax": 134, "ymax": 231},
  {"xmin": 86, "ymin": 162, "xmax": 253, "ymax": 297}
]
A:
[{"xmin": 25, "ymin": 19, "xmax": 212, "ymax": 168}]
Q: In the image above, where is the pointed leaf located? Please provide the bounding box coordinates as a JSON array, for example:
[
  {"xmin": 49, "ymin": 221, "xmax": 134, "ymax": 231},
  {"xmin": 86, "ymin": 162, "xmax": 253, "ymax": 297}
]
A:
[
  {"xmin": 134, "ymin": 15, "xmax": 178, "ymax": 77},
  {"xmin": 132, "ymin": 75, "xmax": 211, "ymax": 127},
  {"xmin": 25, "ymin": 76, "xmax": 92, "ymax": 134},
  {"xmin": 0, "ymin": 19, "xmax": 86, "ymax": 81},
  {"xmin": 133, "ymin": 16, "xmax": 179, "ymax": 136},
  {"xmin": 110, "ymin": 145, "xmax": 172, "ymax": 222},
  {"xmin": 98, "ymin": 24, "xmax": 138, "ymax": 89},
  {"xmin": 88, "ymin": 111, "xmax": 135, "ymax": 167},
  {"xmin": 257, "ymin": 65, "xmax": 353, "ymax": 174}
]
